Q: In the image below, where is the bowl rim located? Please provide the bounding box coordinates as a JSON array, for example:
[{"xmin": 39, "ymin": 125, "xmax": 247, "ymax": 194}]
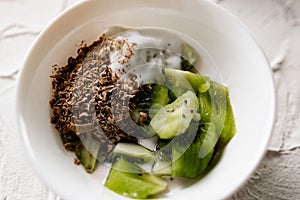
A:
[
  {"xmin": 212, "ymin": 1, "xmax": 277, "ymax": 197},
  {"xmin": 15, "ymin": 0, "xmax": 276, "ymax": 199}
]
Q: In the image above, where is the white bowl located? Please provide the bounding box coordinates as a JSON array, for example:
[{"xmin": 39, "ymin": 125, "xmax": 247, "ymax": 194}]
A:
[{"xmin": 16, "ymin": 0, "xmax": 276, "ymax": 199}]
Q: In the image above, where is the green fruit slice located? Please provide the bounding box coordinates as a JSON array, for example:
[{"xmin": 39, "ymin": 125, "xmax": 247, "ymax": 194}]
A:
[
  {"xmin": 171, "ymin": 123, "xmax": 216, "ymax": 179},
  {"xmin": 181, "ymin": 43, "xmax": 199, "ymax": 71},
  {"xmin": 150, "ymin": 90, "xmax": 200, "ymax": 139},
  {"xmin": 164, "ymin": 68, "xmax": 194, "ymax": 96},
  {"xmin": 165, "ymin": 68, "xmax": 210, "ymax": 94},
  {"xmin": 105, "ymin": 157, "xmax": 167, "ymax": 199},
  {"xmin": 109, "ymin": 143, "xmax": 155, "ymax": 163}
]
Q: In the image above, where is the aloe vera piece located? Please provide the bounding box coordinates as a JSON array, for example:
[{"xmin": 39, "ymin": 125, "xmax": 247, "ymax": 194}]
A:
[{"xmin": 105, "ymin": 157, "xmax": 167, "ymax": 199}]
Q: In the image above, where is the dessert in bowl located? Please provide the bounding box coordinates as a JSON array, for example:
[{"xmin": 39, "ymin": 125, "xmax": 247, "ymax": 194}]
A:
[{"xmin": 16, "ymin": 0, "xmax": 275, "ymax": 199}]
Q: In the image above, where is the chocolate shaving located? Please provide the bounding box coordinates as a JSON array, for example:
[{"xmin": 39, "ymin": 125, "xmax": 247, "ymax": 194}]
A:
[{"xmin": 50, "ymin": 34, "xmax": 139, "ymax": 160}]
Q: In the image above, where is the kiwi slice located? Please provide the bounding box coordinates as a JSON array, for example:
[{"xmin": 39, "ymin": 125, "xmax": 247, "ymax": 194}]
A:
[
  {"xmin": 150, "ymin": 90, "xmax": 200, "ymax": 139},
  {"xmin": 171, "ymin": 123, "xmax": 215, "ymax": 179},
  {"xmin": 105, "ymin": 157, "xmax": 167, "ymax": 199},
  {"xmin": 165, "ymin": 68, "xmax": 210, "ymax": 94},
  {"xmin": 108, "ymin": 143, "xmax": 155, "ymax": 164}
]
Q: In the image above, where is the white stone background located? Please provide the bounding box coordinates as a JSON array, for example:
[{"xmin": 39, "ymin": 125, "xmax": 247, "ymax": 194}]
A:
[{"xmin": 0, "ymin": 0, "xmax": 299, "ymax": 199}]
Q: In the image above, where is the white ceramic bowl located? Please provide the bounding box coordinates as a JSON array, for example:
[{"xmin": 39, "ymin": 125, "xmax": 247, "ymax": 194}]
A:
[{"xmin": 16, "ymin": 0, "xmax": 276, "ymax": 199}]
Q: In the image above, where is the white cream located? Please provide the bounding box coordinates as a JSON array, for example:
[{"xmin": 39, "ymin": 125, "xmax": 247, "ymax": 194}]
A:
[
  {"xmin": 108, "ymin": 28, "xmax": 185, "ymax": 86},
  {"xmin": 104, "ymin": 27, "xmax": 220, "ymax": 88}
]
